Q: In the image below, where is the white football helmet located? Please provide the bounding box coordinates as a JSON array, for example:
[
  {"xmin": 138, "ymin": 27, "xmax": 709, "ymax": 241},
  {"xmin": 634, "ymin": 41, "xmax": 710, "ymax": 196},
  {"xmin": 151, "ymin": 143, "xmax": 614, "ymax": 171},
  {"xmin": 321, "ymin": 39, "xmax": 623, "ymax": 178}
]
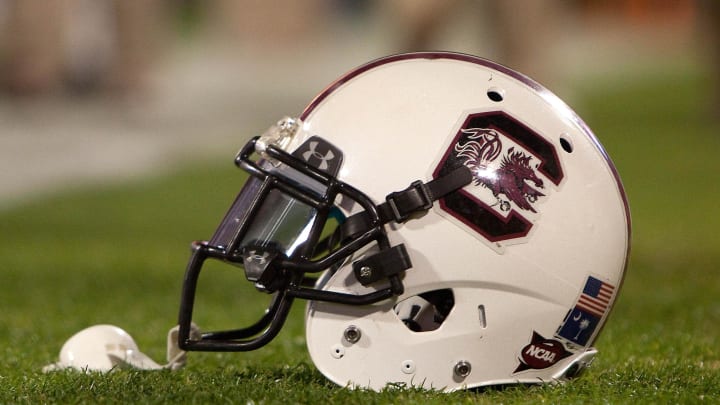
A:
[{"xmin": 177, "ymin": 52, "xmax": 630, "ymax": 391}]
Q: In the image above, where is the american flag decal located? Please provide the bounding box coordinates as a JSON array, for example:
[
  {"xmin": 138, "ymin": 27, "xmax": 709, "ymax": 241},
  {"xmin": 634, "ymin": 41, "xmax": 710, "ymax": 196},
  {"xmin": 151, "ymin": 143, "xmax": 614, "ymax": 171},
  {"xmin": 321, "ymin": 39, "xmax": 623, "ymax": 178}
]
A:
[
  {"xmin": 555, "ymin": 276, "xmax": 616, "ymax": 346},
  {"xmin": 576, "ymin": 276, "xmax": 615, "ymax": 318}
]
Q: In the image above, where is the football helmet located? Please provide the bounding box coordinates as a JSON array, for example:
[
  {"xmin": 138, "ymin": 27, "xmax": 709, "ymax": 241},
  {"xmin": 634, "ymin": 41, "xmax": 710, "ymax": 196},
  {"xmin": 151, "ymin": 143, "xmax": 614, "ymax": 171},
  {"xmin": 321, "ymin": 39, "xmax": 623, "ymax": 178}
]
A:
[{"xmin": 177, "ymin": 52, "xmax": 630, "ymax": 391}]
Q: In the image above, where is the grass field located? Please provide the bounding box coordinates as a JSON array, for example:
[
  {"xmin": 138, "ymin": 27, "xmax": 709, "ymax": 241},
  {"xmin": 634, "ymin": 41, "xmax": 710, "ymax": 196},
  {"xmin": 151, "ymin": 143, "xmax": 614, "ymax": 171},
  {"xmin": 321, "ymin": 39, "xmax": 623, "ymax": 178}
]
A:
[{"xmin": 1, "ymin": 65, "xmax": 719, "ymax": 403}]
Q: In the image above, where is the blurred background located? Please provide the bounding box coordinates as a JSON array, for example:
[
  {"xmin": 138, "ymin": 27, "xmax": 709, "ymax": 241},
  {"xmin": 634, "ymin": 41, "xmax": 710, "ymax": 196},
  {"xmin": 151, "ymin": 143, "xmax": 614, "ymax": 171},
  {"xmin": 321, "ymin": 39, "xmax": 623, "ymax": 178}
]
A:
[
  {"xmin": 1, "ymin": 0, "xmax": 719, "ymax": 385},
  {"xmin": 0, "ymin": 0, "xmax": 716, "ymax": 208}
]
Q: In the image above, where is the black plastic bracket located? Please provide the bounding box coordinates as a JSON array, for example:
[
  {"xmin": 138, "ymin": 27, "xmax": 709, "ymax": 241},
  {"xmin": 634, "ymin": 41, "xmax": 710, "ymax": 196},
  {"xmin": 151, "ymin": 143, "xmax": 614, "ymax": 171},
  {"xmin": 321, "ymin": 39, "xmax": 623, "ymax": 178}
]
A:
[
  {"xmin": 385, "ymin": 181, "xmax": 433, "ymax": 223},
  {"xmin": 352, "ymin": 244, "xmax": 412, "ymax": 286}
]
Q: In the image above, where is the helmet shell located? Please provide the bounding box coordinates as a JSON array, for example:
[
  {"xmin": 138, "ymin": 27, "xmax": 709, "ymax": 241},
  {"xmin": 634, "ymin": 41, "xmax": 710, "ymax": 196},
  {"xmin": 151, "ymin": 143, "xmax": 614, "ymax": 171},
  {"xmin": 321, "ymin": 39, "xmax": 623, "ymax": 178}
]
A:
[{"xmin": 302, "ymin": 53, "xmax": 629, "ymax": 391}]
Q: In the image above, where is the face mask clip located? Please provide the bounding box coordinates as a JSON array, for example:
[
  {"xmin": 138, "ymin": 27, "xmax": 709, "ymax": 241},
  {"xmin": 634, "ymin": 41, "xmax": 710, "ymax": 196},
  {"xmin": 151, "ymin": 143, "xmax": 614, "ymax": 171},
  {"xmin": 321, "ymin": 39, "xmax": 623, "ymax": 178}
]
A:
[
  {"xmin": 254, "ymin": 116, "xmax": 300, "ymax": 162},
  {"xmin": 241, "ymin": 246, "xmax": 284, "ymax": 293},
  {"xmin": 353, "ymin": 244, "xmax": 412, "ymax": 286}
]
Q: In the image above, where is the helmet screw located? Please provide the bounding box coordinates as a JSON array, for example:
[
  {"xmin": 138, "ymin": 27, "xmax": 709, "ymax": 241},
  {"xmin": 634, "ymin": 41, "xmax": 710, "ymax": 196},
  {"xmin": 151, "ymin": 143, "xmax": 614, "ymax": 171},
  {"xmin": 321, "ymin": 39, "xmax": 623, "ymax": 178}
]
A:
[
  {"xmin": 454, "ymin": 360, "xmax": 472, "ymax": 378},
  {"xmin": 343, "ymin": 325, "xmax": 362, "ymax": 344},
  {"xmin": 359, "ymin": 266, "xmax": 373, "ymax": 280}
]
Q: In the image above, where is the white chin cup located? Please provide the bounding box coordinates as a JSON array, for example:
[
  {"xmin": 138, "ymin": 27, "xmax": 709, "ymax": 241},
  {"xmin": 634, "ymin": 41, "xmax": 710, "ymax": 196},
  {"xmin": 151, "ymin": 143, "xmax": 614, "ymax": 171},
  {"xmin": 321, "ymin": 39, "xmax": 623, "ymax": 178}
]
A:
[{"xmin": 43, "ymin": 323, "xmax": 200, "ymax": 372}]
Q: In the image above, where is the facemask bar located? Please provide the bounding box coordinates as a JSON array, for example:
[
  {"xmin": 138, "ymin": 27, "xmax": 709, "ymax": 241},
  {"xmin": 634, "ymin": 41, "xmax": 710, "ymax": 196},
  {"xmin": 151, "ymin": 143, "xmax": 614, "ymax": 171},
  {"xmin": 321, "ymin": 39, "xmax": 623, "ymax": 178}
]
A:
[{"xmin": 178, "ymin": 137, "xmax": 404, "ymax": 352}]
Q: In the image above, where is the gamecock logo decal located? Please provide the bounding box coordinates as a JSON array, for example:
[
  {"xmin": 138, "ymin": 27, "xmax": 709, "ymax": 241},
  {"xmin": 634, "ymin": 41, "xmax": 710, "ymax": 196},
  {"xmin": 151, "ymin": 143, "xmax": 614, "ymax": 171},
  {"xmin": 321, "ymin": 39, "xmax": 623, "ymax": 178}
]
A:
[
  {"xmin": 432, "ymin": 111, "xmax": 564, "ymax": 250},
  {"xmin": 455, "ymin": 128, "xmax": 545, "ymax": 213}
]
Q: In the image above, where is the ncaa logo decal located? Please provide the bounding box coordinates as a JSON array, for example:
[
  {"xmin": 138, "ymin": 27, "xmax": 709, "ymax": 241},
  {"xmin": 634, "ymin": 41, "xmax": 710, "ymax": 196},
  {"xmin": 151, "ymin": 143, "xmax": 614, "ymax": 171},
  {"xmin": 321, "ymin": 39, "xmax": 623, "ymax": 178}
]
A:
[
  {"xmin": 514, "ymin": 331, "xmax": 572, "ymax": 373},
  {"xmin": 432, "ymin": 111, "xmax": 564, "ymax": 251}
]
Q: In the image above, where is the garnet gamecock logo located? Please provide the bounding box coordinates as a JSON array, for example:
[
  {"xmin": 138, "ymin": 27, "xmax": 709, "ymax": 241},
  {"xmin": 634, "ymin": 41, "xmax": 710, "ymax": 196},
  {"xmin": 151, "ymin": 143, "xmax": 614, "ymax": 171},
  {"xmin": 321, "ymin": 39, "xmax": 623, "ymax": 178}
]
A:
[
  {"xmin": 455, "ymin": 128, "xmax": 545, "ymax": 213},
  {"xmin": 432, "ymin": 111, "xmax": 564, "ymax": 249}
]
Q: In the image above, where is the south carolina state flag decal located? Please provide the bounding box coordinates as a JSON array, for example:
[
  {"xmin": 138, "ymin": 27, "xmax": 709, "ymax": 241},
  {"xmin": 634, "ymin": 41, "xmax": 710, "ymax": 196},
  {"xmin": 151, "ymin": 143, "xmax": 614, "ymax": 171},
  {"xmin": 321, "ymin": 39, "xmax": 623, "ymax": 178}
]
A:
[{"xmin": 556, "ymin": 276, "xmax": 615, "ymax": 346}]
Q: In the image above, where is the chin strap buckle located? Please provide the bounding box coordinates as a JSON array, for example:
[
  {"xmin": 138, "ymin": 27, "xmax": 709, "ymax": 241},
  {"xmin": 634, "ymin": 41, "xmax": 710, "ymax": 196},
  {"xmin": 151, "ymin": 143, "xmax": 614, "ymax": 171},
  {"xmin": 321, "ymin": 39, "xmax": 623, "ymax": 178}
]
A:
[{"xmin": 385, "ymin": 181, "xmax": 433, "ymax": 223}]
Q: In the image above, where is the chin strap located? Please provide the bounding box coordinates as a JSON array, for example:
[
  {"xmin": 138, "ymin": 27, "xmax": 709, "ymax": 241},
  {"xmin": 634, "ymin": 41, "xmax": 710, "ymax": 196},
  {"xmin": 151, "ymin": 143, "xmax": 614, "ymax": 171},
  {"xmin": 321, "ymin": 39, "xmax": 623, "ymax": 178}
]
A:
[
  {"xmin": 163, "ymin": 323, "xmax": 201, "ymax": 370},
  {"xmin": 339, "ymin": 166, "xmax": 472, "ymax": 243},
  {"xmin": 326, "ymin": 166, "xmax": 472, "ymax": 287},
  {"xmin": 43, "ymin": 323, "xmax": 201, "ymax": 373},
  {"xmin": 102, "ymin": 324, "xmax": 199, "ymax": 371}
]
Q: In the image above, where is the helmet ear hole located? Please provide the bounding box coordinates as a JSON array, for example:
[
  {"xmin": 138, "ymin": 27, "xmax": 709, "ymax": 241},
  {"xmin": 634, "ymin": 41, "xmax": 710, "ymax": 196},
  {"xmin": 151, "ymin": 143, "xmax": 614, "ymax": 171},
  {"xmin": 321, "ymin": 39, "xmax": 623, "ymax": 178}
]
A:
[{"xmin": 393, "ymin": 289, "xmax": 454, "ymax": 332}]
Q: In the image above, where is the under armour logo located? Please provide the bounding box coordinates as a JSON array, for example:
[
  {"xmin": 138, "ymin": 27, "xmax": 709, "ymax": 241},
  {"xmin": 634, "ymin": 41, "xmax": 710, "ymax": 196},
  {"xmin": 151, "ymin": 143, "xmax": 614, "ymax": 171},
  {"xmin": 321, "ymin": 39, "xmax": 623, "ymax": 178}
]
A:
[
  {"xmin": 302, "ymin": 141, "xmax": 335, "ymax": 170},
  {"xmin": 245, "ymin": 250, "xmax": 270, "ymax": 265},
  {"xmin": 292, "ymin": 136, "xmax": 343, "ymax": 176}
]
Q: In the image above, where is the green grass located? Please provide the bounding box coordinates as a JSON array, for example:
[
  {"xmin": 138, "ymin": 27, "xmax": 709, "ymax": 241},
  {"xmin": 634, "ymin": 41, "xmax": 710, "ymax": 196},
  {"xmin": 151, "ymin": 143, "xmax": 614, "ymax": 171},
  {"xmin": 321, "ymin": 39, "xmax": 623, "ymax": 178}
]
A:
[{"xmin": 1, "ymin": 66, "xmax": 719, "ymax": 403}]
